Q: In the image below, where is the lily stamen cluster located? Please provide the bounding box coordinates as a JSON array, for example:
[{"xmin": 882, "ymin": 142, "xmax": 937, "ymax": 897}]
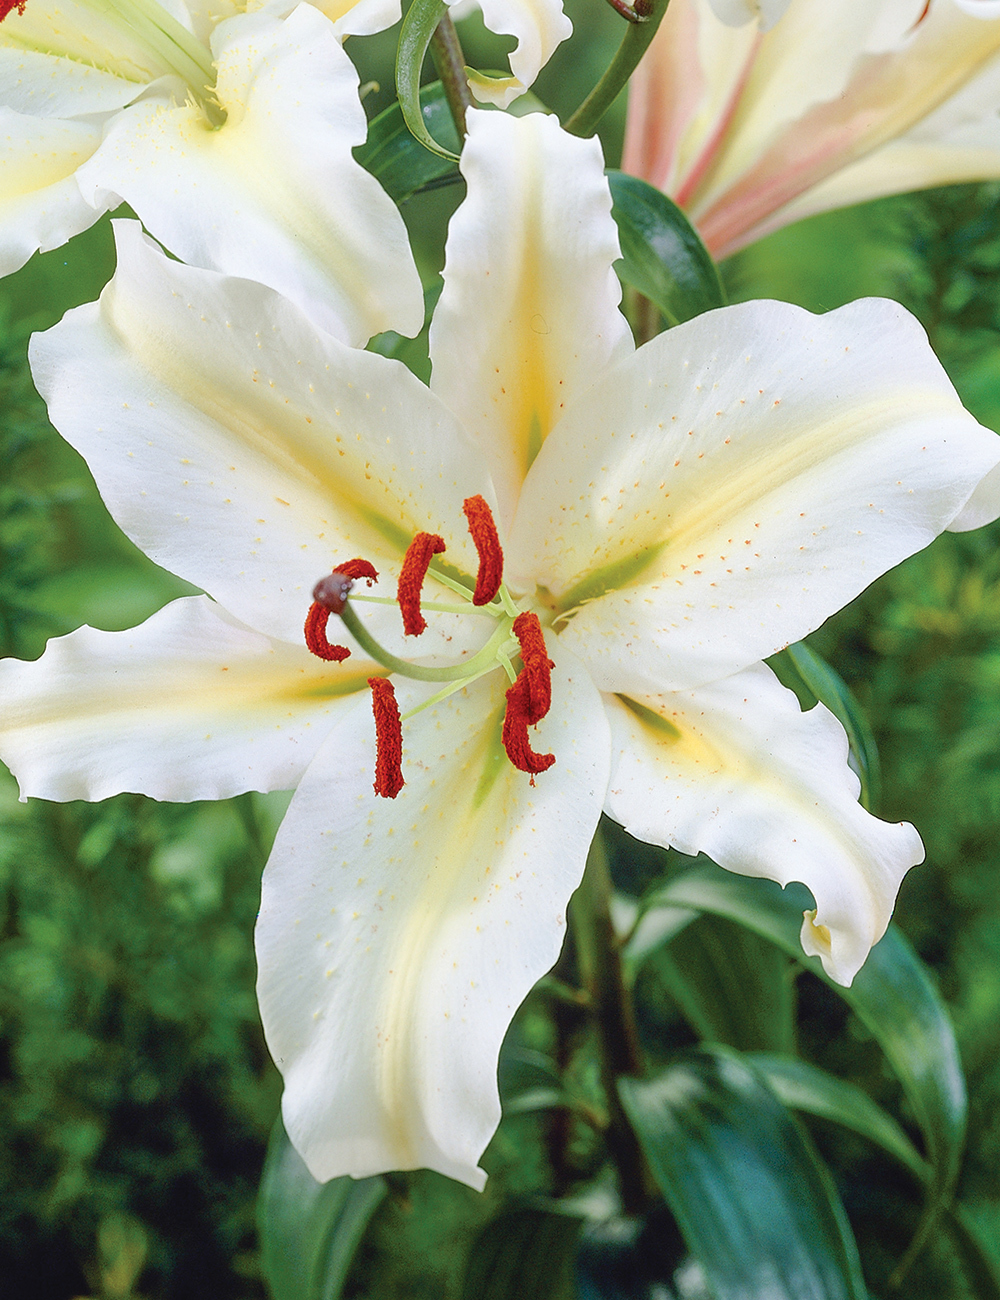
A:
[{"xmin": 304, "ymin": 496, "xmax": 556, "ymax": 798}]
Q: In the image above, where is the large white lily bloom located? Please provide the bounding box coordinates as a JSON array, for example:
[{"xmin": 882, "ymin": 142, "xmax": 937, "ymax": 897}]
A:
[
  {"xmin": 623, "ymin": 0, "xmax": 1000, "ymax": 259},
  {"xmin": 7, "ymin": 109, "xmax": 1000, "ymax": 1190},
  {"xmin": 0, "ymin": 0, "xmax": 423, "ymax": 341}
]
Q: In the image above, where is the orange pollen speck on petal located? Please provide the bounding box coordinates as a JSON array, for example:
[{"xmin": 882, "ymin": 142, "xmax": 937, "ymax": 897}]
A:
[
  {"xmin": 369, "ymin": 677, "xmax": 404, "ymax": 798},
  {"xmin": 0, "ymin": 0, "xmax": 26, "ymax": 19},
  {"xmin": 397, "ymin": 532, "xmax": 446, "ymax": 636},
  {"xmin": 462, "ymin": 495, "xmax": 503, "ymax": 605}
]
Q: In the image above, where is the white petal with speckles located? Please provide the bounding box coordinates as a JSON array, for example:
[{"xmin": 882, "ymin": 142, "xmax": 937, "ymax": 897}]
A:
[
  {"xmin": 604, "ymin": 662, "xmax": 923, "ymax": 986},
  {"xmin": 257, "ymin": 644, "xmax": 609, "ymax": 1187},
  {"xmin": 0, "ymin": 595, "xmax": 377, "ymax": 803},
  {"xmin": 29, "ymin": 221, "xmax": 497, "ymax": 648},
  {"xmin": 509, "ymin": 297, "xmax": 1000, "ymax": 695}
]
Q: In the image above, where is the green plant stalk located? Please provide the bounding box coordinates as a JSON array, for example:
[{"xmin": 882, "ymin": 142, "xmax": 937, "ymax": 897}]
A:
[
  {"xmin": 564, "ymin": 0, "xmax": 671, "ymax": 139},
  {"xmin": 572, "ymin": 830, "xmax": 651, "ymax": 1215},
  {"xmin": 429, "ymin": 12, "xmax": 473, "ymax": 141}
]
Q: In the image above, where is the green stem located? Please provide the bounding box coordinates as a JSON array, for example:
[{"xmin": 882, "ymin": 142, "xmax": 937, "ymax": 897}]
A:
[
  {"xmin": 338, "ymin": 601, "xmax": 511, "ymax": 683},
  {"xmin": 572, "ymin": 830, "xmax": 651, "ymax": 1215},
  {"xmin": 564, "ymin": 0, "xmax": 671, "ymax": 139},
  {"xmin": 429, "ymin": 12, "xmax": 473, "ymax": 141}
]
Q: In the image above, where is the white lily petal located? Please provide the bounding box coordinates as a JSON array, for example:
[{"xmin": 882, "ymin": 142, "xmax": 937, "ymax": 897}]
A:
[
  {"xmin": 509, "ymin": 297, "xmax": 1000, "ymax": 694},
  {"xmin": 257, "ymin": 648, "xmax": 609, "ymax": 1187},
  {"xmin": 0, "ymin": 595, "xmax": 376, "ymax": 803},
  {"xmin": 0, "ymin": 108, "xmax": 109, "ymax": 274},
  {"xmin": 0, "ymin": 48, "xmax": 140, "ymax": 116},
  {"xmin": 322, "ymin": 0, "xmax": 402, "ymax": 38},
  {"xmin": 459, "ymin": 0, "xmax": 571, "ymax": 106},
  {"xmin": 76, "ymin": 5, "xmax": 423, "ymax": 344},
  {"xmin": 756, "ymin": 51, "xmax": 1000, "ymax": 233},
  {"xmin": 604, "ymin": 662, "xmax": 924, "ymax": 985},
  {"xmin": 705, "ymin": 0, "xmax": 791, "ymax": 29},
  {"xmin": 0, "ymin": 0, "xmax": 175, "ymax": 84},
  {"xmin": 952, "ymin": 0, "xmax": 1000, "ymax": 17},
  {"xmin": 28, "ymin": 221, "xmax": 498, "ymax": 646},
  {"xmin": 430, "ymin": 110, "xmax": 632, "ymax": 526}
]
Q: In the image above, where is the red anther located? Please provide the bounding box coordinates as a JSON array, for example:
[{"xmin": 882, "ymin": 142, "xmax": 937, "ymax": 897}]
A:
[
  {"xmin": 369, "ymin": 676, "xmax": 404, "ymax": 798},
  {"xmin": 335, "ymin": 558, "xmax": 379, "ymax": 584},
  {"xmin": 462, "ymin": 495, "xmax": 504, "ymax": 606},
  {"xmin": 511, "ymin": 612, "xmax": 553, "ymax": 725},
  {"xmin": 304, "ymin": 603, "xmax": 351, "ymax": 662},
  {"xmin": 502, "ymin": 673, "xmax": 555, "ymax": 780},
  {"xmin": 0, "ymin": 0, "xmax": 27, "ymax": 19},
  {"xmin": 397, "ymin": 532, "xmax": 446, "ymax": 636}
]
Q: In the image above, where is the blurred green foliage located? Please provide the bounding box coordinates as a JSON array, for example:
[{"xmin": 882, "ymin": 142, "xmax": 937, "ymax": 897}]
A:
[{"xmin": 1, "ymin": 9, "xmax": 1000, "ymax": 1294}]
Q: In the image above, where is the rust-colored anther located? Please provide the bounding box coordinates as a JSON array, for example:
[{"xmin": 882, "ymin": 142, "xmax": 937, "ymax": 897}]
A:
[
  {"xmin": 502, "ymin": 675, "xmax": 556, "ymax": 780},
  {"xmin": 511, "ymin": 612, "xmax": 553, "ymax": 724},
  {"xmin": 304, "ymin": 603, "xmax": 352, "ymax": 662},
  {"xmin": 397, "ymin": 533, "xmax": 446, "ymax": 636},
  {"xmin": 462, "ymin": 495, "xmax": 503, "ymax": 606},
  {"xmin": 305, "ymin": 559, "xmax": 379, "ymax": 661},
  {"xmin": 369, "ymin": 676, "xmax": 404, "ymax": 798},
  {"xmin": 0, "ymin": 0, "xmax": 27, "ymax": 19}
]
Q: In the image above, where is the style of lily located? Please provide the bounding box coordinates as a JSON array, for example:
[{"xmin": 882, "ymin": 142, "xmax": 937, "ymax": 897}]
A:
[
  {"xmin": 6, "ymin": 108, "xmax": 1000, "ymax": 1190},
  {"xmin": 0, "ymin": 0, "xmax": 426, "ymax": 340},
  {"xmin": 623, "ymin": 0, "xmax": 1000, "ymax": 259}
]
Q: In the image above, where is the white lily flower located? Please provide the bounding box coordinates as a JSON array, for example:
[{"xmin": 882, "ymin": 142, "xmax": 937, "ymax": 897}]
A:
[
  {"xmin": 0, "ymin": 0, "xmax": 422, "ymax": 341},
  {"xmin": 460, "ymin": 0, "xmax": 571, "ymax": 108},
  {"xmin": 623, "ymin": 0, "xmax": 1000, "ymax": 258},
  {"xmin": 6, "ymin": 109, "xmax": 1000, "ymax": 1189}
]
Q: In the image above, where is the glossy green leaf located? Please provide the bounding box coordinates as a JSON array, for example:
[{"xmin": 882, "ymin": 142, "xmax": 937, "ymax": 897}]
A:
[
  {"xmin": 356, "ymin": 82, "xmax": 460, "ymax": 203},
  {"xmin": 460, "ymin": 1208, "xmax": 582, "ymax": 1300},
  {"xmin": 771, "ymin": 640, "xmax": 882, "ymax": 812},
  {"xmin": 620, "ymin": 1049, "xmax": 867, "ymax": 1300},
  {"xmin": 943, "ymin": 1205, "xmax": 1000, "ymax": 1300},
  {"xmin": 747, "ymin": 1053, "xmax": 929, "ymax": 1181},
  {"xmin": 626, "ymin": 865, "xmax": 967, "ymax": 1203},
  {"xmin": 258, "ymin": 1116, "xmax": 386, "ymax": 1300},
  {"xmin": 653, "ymin": 914, "xmax": 796, "ymax": 1054},
  {"xmin": 396, "ymin": 0, "xmax": 461, "ymax": 163},
  {"xmin": 607, "ymin": 170, "xmax": 725, "ymax": 328}
]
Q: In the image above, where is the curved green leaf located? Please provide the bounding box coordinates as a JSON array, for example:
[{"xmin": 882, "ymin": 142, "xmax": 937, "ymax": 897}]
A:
[
  {"xmin": 257, "ymin": 1116, "xmax": 386, "ymax": 1300},
  {"xmin": 355, "ymin": 81, "xmax": 460, "ymax": 203},
  {"xmin": 607, "ymin": 171, "xmax": 725, "ymax": 328},
  {"xmin": 620, "ymin": 1048, "xmax": 867, "ymax": 1300},
  {"xmin": 747, "ymin": 1053, "xmax": 929, "ymax": 1182},
  {"xmin": 626, "ymin": 865, "xmax": 967, "ymax": 1204},
  {"xmin": 396, "ymin": 0, "xmax": 461, "ymax": 162},
  {"xmin": 652, "ymin": 914, "xmax": 796, "ymax": 1054},
  {"xmin": 461, "ymin": 1208, "xmax": 582, "ymax": 1300},
  {"xmin": 943, "ymin": 1205, "xmax": 1000, "ymax": 1300},
  {"xmin": 771, "ymin": 640, "xmax": 882, "ymax": 812}
]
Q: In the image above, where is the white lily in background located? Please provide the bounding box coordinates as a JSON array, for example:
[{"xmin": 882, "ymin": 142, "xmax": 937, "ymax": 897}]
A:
[
  {"xmin": 0, "ymin": 0, "xmax": 423, "ymax": 340},
  {"xmin": 5, "ymin": 109, "xmax": 1000, "ymax": 1190},
  {"xmin": 623, "ymin": 0, "xmax": 1000, "ymax": 259}
]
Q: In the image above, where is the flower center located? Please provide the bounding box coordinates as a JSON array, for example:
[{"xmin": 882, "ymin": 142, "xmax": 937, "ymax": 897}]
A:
[
  {"xmin": 304, "ymin": 496, "xmax": 556, "ymax": 798},
  {"xmin": 1, "ymin": 0, "xmax": 222, "ymax": 122}
]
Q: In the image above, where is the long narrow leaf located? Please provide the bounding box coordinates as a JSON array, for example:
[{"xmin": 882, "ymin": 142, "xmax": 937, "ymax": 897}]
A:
[
  {"xmin": 607, "ymin": 171, "xmax": 725, "ymax": 328},
  {"xmin": 258, "ymin": 1117, "xmax": 386, "ymax": 1300},
  {"xmin": 620, "ymin": 1048, "xmax": 867, "ymax": 1300},
  {"xmin": 396, "ymin": 0, "xmax": 461, "ymax": 162},
  {"xmin": 355, "ymin": 81, "xmax": 460, "ymax": 203},
  {"xmin": 626, "ymin": 864, "xmax": 967, "ymax": 1204},
  {"xmin": 747, "ymin": 1053, "xmax": 929, "ymax": 1181}
]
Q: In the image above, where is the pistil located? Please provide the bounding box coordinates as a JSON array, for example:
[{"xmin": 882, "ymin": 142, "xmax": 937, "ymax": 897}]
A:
[{"xmin": 303, "ymin": 497, "xmax": 558, "ymax": 797}]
